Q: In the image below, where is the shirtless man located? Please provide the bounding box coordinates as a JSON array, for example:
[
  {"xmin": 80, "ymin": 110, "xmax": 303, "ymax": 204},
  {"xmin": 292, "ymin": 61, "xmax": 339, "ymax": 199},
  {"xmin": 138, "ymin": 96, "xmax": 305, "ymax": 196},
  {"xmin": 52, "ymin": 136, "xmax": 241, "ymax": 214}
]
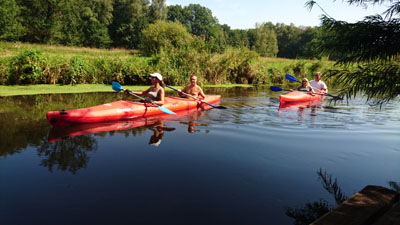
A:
[{"xmin": 179, "ymin": 75, "xmax": 206, "ymax": 99}]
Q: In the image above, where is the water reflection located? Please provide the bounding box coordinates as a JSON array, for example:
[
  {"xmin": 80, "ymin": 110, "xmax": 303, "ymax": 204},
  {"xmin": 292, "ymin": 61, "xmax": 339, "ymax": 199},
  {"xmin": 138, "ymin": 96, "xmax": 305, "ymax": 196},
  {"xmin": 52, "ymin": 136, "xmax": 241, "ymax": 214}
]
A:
[
  {"xmin": 278, "ymin": 101, "xmax": 324, "ymax": 120},
  {"xmin": 178, "ymin": 109, "xmax": 207, "ymax": 133},
  {"xmin": 48, "ymin": 119, "xmax": 150, "ymax": 143},
  {"xmin": 37, "ymin": 135, "xmax": 98, "ymax": 174},
  {"xmin": 44, "ymin": 105, "xmax": 213, "ymax": 171},
  {"xmin": 285, "ymin": 169, "xmax": 400, "ymax": 225},
  {"xmin": 146, "ymin": 119, "xmax": 175, "ymax": 146},
  {"xmin": 285, "ymin": 169, "xmax": 348, "ymax": 225},
  {"xmin": 1, "ymin": 87, "xmax": 399, "ymax": 224}
]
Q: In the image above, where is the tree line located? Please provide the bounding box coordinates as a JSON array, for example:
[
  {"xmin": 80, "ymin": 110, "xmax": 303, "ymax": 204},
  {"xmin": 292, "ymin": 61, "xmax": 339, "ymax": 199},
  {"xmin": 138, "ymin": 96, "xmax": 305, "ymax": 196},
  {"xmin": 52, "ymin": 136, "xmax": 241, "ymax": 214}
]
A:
[{"xmin": 0, "ymin": 0, "xmax": 321, "ymax": 59}]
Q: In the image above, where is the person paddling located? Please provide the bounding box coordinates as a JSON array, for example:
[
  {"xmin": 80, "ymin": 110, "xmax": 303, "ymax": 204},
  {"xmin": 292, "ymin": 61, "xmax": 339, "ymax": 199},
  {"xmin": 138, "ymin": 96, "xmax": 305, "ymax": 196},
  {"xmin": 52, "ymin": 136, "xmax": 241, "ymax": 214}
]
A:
[
  {"xmin": 126, "ymin": 73, "xmax": 165, "ymax": 105},
  {"xmin": 290, "ymin": 78, "xmax": 315, "ymax": 94},
  {"xmin": 179, "ymin": 74, "xmax": 206, "ymax": 99},
  {"xmin": 309, "ymin": 72, "xmax": 328, "ymax": 93}
]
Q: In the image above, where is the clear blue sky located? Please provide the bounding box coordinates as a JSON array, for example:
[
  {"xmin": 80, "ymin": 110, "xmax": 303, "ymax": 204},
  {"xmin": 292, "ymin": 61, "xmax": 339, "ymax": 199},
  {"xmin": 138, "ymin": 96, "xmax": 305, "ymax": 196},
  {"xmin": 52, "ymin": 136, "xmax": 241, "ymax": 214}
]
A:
[{"xmin": 166, "ymin": 0, "xmax": 389, "ymax": 29}]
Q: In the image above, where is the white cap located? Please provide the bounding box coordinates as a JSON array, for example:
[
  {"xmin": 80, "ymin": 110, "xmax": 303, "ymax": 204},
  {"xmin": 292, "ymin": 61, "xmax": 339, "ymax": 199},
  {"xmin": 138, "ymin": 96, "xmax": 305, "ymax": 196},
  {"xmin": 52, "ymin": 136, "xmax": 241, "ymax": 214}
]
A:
[
  {"xmin": 149, "ymin": 73, "xmax": 163, "ymax": 81},
  {"xmin": 150, "ymin": 139, "xmax": 162, "ymax": 146}
]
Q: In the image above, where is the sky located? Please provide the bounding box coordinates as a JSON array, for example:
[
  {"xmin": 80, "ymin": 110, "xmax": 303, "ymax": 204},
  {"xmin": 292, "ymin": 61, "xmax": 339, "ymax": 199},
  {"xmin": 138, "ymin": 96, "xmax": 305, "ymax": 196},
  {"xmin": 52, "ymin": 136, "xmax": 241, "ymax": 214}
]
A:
[{"xmin": 166, "ymin": 0, "xmax": 389, "ymax": 29}]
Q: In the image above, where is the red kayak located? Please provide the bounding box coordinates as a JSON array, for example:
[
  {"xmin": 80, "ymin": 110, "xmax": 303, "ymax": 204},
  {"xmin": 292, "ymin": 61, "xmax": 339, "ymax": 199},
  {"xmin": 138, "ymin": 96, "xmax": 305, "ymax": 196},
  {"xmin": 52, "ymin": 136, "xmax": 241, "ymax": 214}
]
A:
[
  {"xmin": 47, "ymin": 106, "xmax": 208, "ymax": 142},
  {"xmin": 47, "ymin": 95, "xmax": 221, "ymax": 126},
  {"xmin": 279, "ymin": 91, "xmax": 325, "ymax": 105}
]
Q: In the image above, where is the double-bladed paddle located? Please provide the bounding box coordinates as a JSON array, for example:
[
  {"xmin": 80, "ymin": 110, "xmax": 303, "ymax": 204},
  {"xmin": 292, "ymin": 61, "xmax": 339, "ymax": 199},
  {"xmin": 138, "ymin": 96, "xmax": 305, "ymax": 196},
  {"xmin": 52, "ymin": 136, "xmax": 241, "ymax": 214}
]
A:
[
  {"xmin": 112, "ymin": 81, "xmax": 176, "ymax": 115},
  {"xmin": 285, "ymin": 74, "xmax": 301, "ymax": 83},
  {"xmin": 166, "ymin": 85, "xmax": 227, "ymax": 109},
  {"xmin": 284, "ymin": 74, "xmax": 343, "ymax": 100},
  {"xmin": 270, "ymin": 86, "xmax": 291, "ymax": 92}
]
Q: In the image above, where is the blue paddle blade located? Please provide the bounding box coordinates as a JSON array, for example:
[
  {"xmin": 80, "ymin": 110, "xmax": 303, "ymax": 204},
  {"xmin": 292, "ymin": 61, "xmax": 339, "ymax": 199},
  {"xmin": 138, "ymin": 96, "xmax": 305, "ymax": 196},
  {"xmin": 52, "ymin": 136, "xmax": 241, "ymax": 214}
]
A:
[
  {"xmin": 156, "ymin": 105, "xmax": 176, "ymax": 115},
  {"xmin": 112, "ymin": 81, "xmax": 123, "ymax": 92},
  {"xmin": 270, "ymin": 86, "xmax": 283, "ymax": 92},
  {"xmin": 285, "ymin": 74, "xmax": 299, "ymax": 82}
]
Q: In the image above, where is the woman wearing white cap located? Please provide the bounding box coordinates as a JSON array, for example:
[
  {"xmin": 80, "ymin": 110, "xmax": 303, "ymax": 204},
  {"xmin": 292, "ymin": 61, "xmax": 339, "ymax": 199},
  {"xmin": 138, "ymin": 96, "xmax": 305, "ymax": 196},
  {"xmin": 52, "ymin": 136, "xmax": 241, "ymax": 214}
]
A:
[{"xmin": 127, "ymin": 72, "xmax": 165, "ymax": 105}]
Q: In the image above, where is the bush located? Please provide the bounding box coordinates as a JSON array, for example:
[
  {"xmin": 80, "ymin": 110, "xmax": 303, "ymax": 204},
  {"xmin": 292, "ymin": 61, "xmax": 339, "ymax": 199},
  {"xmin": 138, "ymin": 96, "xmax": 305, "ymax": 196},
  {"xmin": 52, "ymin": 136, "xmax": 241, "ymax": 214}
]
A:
[
  {"xmin": 63, "ymin": 57, "xmax": 88, "ymax": 85},
  {"xmin": 9, "ymin": 49, "xmax": 48, "ymax": 84},
  {"xmin": 140, "ymin": 20, "xmax": 192, "ymax": 56}
]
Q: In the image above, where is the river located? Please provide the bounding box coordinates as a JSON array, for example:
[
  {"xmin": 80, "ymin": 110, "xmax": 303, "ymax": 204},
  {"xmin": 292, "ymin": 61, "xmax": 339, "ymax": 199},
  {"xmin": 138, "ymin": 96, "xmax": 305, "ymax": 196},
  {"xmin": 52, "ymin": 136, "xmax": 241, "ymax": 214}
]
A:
[{"xmin": 0, "ymin": 87, "xmax": 399, "ymax": 225}]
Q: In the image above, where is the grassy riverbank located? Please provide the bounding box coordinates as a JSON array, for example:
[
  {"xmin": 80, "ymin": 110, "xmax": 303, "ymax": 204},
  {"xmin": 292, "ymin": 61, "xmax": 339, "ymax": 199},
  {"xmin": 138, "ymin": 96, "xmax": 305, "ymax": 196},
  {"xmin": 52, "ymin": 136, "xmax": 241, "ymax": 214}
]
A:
[
  {"xmin": 0, "ymin": 83, "xmax": 253, "ymax": 96},
  {"xmin": 0, "ymin": 42, "xmax": 337, "ymax": 88}
]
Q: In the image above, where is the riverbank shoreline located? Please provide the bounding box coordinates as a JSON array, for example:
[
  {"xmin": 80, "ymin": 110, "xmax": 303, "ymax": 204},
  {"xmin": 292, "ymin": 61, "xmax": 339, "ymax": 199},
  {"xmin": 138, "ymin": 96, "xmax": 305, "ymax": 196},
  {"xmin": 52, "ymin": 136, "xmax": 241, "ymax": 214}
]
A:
[{"xmin": 0, "ymin": 84, "xmax": 253, "ymax": 96}]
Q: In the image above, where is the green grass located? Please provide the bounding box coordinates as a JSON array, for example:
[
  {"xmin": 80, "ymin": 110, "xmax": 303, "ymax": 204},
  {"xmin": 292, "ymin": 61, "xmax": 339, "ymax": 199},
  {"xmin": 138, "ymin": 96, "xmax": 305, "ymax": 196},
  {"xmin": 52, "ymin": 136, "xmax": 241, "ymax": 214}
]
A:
[
  {"xmin": 0, "ymin": 84, "xmax": 253, "ymax": 96},
  {"xmin": 0, "ymin": 84, "xmax": 147, "ymax": 96},
  {"xmin": 0, "ymin": 41, "xmax": 135, "ymax": 59}
]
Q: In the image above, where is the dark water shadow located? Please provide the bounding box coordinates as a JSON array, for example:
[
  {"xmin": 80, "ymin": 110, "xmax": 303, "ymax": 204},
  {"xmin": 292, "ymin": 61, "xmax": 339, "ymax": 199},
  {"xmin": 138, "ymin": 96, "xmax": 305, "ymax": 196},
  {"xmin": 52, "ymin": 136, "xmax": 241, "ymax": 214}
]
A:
[{"xmin": 284, "ymin": 169, "xmax": 400, "ymax": 225}]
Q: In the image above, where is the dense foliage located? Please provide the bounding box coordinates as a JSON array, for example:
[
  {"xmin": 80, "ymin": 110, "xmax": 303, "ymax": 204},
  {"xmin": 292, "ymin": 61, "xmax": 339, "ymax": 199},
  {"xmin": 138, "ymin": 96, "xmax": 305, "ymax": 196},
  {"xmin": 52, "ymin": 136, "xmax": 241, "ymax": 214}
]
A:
[
  {"xmin": 0, "ymin": 42, "xmax": 335, "ymax": 86},
  {"xmin": 307, "ymin": 0, "xmax": 400, "ymax": 104},
  {"xmin": 0, "ymin": 0, "xmax": 320, "ymax": 59}
]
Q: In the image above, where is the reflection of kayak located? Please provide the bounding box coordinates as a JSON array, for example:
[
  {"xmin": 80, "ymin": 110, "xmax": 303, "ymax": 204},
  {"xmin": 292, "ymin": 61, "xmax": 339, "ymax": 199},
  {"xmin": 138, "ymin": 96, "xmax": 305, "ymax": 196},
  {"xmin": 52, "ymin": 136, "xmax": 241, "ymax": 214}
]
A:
[
  {"xmin": 48, "ymin": 106, "xmax": 206, "ymax": 142},
  {"xmin": 279, "ymin": 91, "xmax": 324, "ymax": 105},
  {"xmin": 48, "ymin": 119, "xmax": 148, "ymax": 142},
  {"xmin": 278, "ymin": 100, "xmax": 324, "ymax": 112},
  {"xmin": 47, "ymin": 95, "xmax": 220, "ymax": 126}
]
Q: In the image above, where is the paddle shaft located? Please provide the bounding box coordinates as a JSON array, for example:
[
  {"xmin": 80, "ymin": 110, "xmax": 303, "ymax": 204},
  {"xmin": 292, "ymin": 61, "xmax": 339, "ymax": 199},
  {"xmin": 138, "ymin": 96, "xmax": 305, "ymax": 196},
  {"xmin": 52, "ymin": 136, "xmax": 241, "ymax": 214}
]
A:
[
  {"xmin": 166, "ymin": 85, "xmax": 227, "ymax": 109},
  {"xmin": 123, "ymin": 89, "xmax": 175, "ymax": 114},
  {"xmin": 125, "ymin": 90, "xmax": 159, "ymax": 106}
]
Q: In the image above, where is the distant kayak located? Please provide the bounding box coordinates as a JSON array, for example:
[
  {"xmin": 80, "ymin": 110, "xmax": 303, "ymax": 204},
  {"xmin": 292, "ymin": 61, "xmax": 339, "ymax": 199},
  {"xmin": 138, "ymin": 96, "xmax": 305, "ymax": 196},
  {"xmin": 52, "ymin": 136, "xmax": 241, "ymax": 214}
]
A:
[
  {"xmin": 47, "ymin": 95, "xmax": 221, "ymax": 126},
  {"xmin": 279, "ymin": 91, "xmax": 324, "ymax": 105}
]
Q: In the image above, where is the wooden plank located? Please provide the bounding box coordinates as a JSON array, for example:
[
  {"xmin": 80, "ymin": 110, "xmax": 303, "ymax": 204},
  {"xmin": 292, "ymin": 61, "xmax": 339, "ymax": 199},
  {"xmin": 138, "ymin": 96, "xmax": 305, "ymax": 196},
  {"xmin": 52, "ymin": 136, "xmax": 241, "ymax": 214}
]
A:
[
  {"xmin": 311, "ymin": 185, "xmax": 399, "ymax": 225},
  {"xmin": 372, "ymin": 203, "xmax": 400, "ymax": 225}
]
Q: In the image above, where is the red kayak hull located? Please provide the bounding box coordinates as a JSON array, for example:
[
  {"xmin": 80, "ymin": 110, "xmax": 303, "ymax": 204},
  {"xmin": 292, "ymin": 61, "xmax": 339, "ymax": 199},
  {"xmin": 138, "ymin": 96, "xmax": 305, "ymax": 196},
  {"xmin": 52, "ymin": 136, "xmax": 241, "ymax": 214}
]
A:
[
  {"xmin": 46, "ymin": 95, "xmax": 221, "ymax": 126},
  {"xmin": 279, "ymin": 91, "xmax": 324, "ymax": 105},
  {"xmin": 47, "ymin": 107, "xmax": 203, "ymax": 142}
]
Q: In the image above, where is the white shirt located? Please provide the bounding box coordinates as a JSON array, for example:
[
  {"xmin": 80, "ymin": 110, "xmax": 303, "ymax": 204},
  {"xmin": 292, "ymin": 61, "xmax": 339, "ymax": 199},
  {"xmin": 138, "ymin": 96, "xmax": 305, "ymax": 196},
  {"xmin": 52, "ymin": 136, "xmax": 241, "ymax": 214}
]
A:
[{"xmin": 309, "ymin": 80, "xmax": 327, "ymax": 91}]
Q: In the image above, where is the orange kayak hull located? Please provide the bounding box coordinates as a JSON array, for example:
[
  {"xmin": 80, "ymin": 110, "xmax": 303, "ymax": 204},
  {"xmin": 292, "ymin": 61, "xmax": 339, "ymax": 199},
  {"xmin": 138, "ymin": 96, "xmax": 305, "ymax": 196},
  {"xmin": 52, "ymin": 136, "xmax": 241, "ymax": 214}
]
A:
[
  {"xmin": 47, "ymin": 95, "xmax": 221, "ymax": 126},
  {"xmin": 279, "ymin": 91, "xmax": 324, "ymax": 105}
]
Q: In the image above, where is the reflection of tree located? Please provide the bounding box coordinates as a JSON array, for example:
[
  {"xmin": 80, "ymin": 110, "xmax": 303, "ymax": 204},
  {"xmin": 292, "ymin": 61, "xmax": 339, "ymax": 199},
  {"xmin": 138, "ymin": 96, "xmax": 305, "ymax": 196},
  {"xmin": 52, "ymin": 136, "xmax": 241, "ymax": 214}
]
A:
[
  {"xmin": 389, "ymin": 181, "xmax": 400, "ymax": 193},
  {"xmin": 285, "ymin": 200, "xmax": 332, "ymax": 225},
  {"xmin": 0, "ymin": 92, "xmax": 121, "ymax": 157},
  {"xmin": 285, "ymin": 169, "xmax": 348, "ymax": 225},
  {"xmin": 317, "ymin": 169, "xmax": 347, "ymax": 204},
  {"xmin": 286, "ymin": 170, "xmax": 400, "ymax": 224},
  {"xmin": 37, "ymin": 135, "xmax": 98, "ymax": 174}
]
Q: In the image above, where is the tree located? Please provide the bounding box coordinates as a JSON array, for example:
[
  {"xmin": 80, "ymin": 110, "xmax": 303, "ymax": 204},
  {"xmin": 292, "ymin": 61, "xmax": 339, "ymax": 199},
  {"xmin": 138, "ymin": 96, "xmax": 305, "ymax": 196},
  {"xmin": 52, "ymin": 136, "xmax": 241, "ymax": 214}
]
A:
[
  {"xmin": 306, "ymin": 0, "xmax": 400, "ymax": 104},
  {"xmin": 140, "ymin": 20, "xmax": 192, "ymax": 56},
  {"xmin": 17, "ymin": 0, "xmax": 63, "ymax": 43},
  {"xmin": 148, "ymin": 0, "xmax": 167, "ymax": 23},
  {"xmin": 166, "ymin": 4, "xmax": 186, "ymax": 23},
  {"xmin": 79, "ymin": 0, "xmax": 113, "ymax": 48},
  {"xmin": 250, "ymin": 22, "xmax": 278, "ymax": 57},
  {"xmin": 167, "ymin": 4, "xmax": 218, "ymax": 38},
  {"xmin": 274, "ymin": 23, "xmax": 302, "ymax": 58},
  {"xmin": 15, "ymin": 0, "xmax": 113, "ymax": 47},
  {"xmin": 226, "ymin": 29, "xmax": 250, "ymax": 48},
  {"xmin": 298, "ymin": 26, "xmax": 320, "ymax": 59},
  {"xmin": 108, "ymin": 0, "xmax": 150, "ymax": 48},
  {"xmin": 0, "ymin": 0, "xmax": 25, "ymax": 41}
]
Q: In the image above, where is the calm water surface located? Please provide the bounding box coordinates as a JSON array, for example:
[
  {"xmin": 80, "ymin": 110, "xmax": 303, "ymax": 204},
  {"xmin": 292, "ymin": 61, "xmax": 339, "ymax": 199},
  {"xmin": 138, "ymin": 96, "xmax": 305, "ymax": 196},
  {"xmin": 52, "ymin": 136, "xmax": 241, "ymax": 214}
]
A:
[{"xmin": 1, "ymin": 87, "xmax": 399, "ymax": 225}]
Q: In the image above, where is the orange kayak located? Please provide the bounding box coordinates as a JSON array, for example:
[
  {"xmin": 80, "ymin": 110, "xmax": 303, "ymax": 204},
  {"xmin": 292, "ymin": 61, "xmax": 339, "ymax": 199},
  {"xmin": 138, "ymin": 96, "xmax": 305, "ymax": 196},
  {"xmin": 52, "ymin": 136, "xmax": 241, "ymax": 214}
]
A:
[
  {"xmin": 47, "ymin": 95, "xmax": 221, "ymax": 126},
  {"xmin": 47, "ymin": 106, "xmax": 207, "ymax": 142},
  {"xmin": 279, "ymin": 91, "xmax": 324, "ymax": 105}
]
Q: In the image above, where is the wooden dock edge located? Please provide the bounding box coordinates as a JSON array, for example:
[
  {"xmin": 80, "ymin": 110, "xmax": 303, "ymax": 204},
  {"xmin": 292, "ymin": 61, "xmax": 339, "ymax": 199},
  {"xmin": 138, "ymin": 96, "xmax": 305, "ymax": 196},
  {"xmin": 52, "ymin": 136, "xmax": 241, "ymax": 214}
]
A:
[{"xmin": 311, "ymin": 185, "xmax": 399, "ymax": 225}]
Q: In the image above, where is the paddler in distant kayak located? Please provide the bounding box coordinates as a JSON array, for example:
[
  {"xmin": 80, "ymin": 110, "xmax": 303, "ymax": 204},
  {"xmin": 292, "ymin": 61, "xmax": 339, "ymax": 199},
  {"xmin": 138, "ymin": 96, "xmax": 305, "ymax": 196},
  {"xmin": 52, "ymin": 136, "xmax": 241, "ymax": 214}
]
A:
[
  {"xmin": 179, "ymin": 74, "xmax": 206, "ymax": 99},
  {"xmin": 309, "ymin": 72, "xmax": 328, "ymax": 93},
  {"xmin": 290, "ymin": 78, "xmax": 316, "ymax": 94},
  {"xmin": 126, "ymin": 72, "xmax": 165, "ymax": 105}
]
